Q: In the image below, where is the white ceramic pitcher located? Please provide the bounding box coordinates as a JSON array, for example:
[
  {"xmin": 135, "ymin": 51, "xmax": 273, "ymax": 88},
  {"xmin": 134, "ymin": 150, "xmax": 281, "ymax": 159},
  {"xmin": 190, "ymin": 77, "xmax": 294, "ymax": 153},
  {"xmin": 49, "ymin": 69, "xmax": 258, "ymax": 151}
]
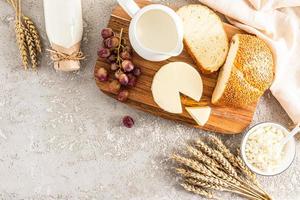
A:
[{"xmin": 117, "ymin": 0, "xmax": 184, "ymax": 61}]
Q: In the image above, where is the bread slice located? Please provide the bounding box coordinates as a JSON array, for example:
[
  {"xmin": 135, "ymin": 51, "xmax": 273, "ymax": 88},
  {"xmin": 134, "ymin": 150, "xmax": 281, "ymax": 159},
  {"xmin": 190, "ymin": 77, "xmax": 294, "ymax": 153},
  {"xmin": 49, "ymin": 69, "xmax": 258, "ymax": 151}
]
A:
[
  {"xmin": 177, "ymin": 5, "xmax": 229, "ymax": 74},
  {"xmin": 212, "ymin": 34, "xmax": 274, "ymax": 107}
]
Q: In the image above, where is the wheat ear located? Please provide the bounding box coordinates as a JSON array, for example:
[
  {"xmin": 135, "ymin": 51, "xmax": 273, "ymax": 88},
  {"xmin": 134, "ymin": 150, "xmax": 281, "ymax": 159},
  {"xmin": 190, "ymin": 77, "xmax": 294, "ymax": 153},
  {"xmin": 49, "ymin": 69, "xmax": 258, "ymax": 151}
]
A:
[
  {"xmin": 172, "ymin": 154, "xmax": 214, "ymax": 176},
  {"xmin": 180, "ymin": 182, "xmax": 214, "ymax": 199},
  {"xmin": 177, "ymin": 168, "xmax": 266, "ymax": 200},
  {"xmin": 187, "ymin": 178, "xmax": 262, "ymax": 200},
  {"xmin": 15, "ymin": 20, "xmax": 28, "ymax": 69},
  {"xmin": 186, "ymin": 145, "xmax": 220, "ymax": 168},
  {"xmin": 176, "ymin": 168, "xmax": 230, "ymax": 188},
  {"xmin": 207, "ymin": 137, "xmax": 269, "ymax": 198},
  {"xmin": 191, "ymin": 140, "xmax": 267, "ymax": 199},
  {"xmin": 23, "ymin": 16, "xmax": 42, "ymax": 53},
  {"xmin": 208, "ymin": 136, "xmax": 258, "ymax": 183},
  {"xmin": 22, "ymin": 23, "xmax": 38, "ymax": 68},
  {"xmin": 236, "ymin": 151, "xmax": 258, "ymax": 183},
  {"xmin": 186, "ymin": 145, "xmax": 242, "ymax": 185},
  {"xmin": 207, "ymin": 136, "xmax": 237, "ymax": 166},
  {"xmin": 9, "ymin": 0, "xmax": 41, "ymax": 69},
  {"xmin": 206, "ymin": 165, "xmax": 240, "ymax": 185},
  {"xmin": 195, "ymin": 139, "xmax": 238, "ymax": 177},
  {"xmin": 186, "ymin": 178, "xmax": 224, "ymax": 191}
]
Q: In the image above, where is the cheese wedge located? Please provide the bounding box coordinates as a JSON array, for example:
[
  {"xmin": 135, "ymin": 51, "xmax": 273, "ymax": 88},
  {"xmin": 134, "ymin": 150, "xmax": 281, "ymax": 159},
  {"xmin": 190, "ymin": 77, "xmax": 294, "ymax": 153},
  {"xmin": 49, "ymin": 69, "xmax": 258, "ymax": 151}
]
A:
[
  {"xmin": 185, "ymin": 106, "xmax": 211, "ymax": 126},
  {"xmin": 151, "ymin": 62, "xmax": 203, "ymax": 113}
]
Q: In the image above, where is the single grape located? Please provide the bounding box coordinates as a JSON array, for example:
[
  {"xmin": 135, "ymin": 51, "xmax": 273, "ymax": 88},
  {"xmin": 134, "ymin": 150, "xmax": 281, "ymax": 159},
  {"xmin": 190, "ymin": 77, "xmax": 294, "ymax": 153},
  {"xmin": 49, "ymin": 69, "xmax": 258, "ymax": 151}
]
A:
[
  {"xmin": 96, "ymin": 67, "xmax": 108, "ymax": 82},
  {"xmin": 123, "ymin": 46, "xmax": 132, "ymax": 54},
  {"xmin": 103, "ymin": 38, "xmax": 113, "ymax": 49},
  {"xmin": 104, "ymin": 38, "xmax": 112, "ymax": 48},
  {"xmin": 107, "ymin": 54, "xmax": 117, "ymax": 63},
  {"xmin": 104, "ymin": 37, "xmax": 119, "ymax": 49},
  {"xmin": 109, "ymin": 80, "xmax": 121, "ymax": 93},
  {"xmin": 97, "ymin": 48, "xmax": 111, "ymax": 58},
  {"xmin": 121, "ymin": 38, "xmax": 127, "ymax": 46},
  {"xmin": 110, "ymin": 37, "xmax": 120, "ymax": 48},
  {"xmin": 127, "ymin": 73, "xmax": 137, "ymax": 87},
  {"xmin": 104, "ymin": 38, "xmax": 113, "ymax": 49},
  {"xmin": 117, "ymin": 90, "xmax": 129, "ymax": 102},
  {"xmin": 121, "ymin": 60, "xmax": 134, "ymax": 72},
  {"xmin": 122, "ymin": 116, "xmax": 134, "ymax": 128},
  {"xmin": 118, "ymin": 73, "xmax": 129, "ymax": 86},
  {"xmin": 133, "ymin": 67, "xmax": 141, "ymax": 77},
  {"xmin": 120, "ymin": 51, "xmax": 131, "ymax": 60},
  {"xmin": 111, "ymin": 63, "xmax": 119, "ymax": 71},
  {"xmin": 101, "ymin": 28, "xmax": 114, "ymax": 39},
  {"xmin": 111, "ymin": 49, "xmax": 118, "ymax": 55},
  {"xmin": 114, "ymin": 70, "xmax": 123, "ymax": 79}
]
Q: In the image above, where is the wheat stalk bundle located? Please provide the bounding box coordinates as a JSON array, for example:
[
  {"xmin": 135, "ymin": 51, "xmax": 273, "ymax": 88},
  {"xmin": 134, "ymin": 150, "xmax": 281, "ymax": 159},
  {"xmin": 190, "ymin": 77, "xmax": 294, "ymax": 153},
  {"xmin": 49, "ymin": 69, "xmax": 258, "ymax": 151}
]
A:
[
  {"xmin": 171, "ymin": 136, "xmax": 272, "ymax": 200},
  {"xmin": 7, "ymin": 0, "xmax": 42, "ymax": 69}
]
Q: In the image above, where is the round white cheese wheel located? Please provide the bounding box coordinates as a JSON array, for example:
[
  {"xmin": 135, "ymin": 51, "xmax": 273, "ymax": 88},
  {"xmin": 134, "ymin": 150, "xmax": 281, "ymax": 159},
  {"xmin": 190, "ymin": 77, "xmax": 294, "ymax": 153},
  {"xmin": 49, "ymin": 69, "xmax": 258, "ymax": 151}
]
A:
[{"xmin": 151, "ymin": 62, "xmax": 203, "ymax": 113}]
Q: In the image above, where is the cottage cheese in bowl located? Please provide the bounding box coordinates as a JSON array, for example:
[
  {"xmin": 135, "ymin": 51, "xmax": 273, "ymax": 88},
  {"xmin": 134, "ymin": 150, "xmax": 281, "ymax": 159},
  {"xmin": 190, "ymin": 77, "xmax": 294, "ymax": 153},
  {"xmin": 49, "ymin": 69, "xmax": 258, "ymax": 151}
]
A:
[{"xmin": 241, "ymin": 122, "xmax": 296, "ymax": 176}]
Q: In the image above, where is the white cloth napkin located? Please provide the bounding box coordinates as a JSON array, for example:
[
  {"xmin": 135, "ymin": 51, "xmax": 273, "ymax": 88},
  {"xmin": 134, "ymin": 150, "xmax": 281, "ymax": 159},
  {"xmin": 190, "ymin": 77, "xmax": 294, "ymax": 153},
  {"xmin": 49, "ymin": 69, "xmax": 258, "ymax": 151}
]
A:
[{"xmin": 198, "ymin": 0, "xmax": 300, "ymax": 124}]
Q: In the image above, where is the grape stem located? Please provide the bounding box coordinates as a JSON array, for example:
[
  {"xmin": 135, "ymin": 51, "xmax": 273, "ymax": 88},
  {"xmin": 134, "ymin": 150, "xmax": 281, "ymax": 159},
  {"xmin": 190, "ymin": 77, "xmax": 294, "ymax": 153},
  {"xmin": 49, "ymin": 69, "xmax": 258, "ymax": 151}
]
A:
[{"xmin": 116, "ymin": 28, "xmax": 124, "ymax": 67}]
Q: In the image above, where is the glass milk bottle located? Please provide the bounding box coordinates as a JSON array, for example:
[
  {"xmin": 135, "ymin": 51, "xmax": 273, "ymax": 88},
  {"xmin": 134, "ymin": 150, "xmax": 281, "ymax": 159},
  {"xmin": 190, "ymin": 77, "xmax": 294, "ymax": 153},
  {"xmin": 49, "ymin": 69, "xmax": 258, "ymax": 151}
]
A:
[{"xmin": 43, "ymin": 0, "xmax": 84, "ymax": 71}]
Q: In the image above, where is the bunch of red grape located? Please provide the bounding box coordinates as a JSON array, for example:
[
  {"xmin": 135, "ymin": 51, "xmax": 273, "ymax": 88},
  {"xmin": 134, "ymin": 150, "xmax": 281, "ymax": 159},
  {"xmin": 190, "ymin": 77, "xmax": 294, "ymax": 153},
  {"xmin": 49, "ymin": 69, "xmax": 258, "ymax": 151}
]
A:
[{"xmin": 96, "ymin": 28, "xmax": 141, "ymax": 102}]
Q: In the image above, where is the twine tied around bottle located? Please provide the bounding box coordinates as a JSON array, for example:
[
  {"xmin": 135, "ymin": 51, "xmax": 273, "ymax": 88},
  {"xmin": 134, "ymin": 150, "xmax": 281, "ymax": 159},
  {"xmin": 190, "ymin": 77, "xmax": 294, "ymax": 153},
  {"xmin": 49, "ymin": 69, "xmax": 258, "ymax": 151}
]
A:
[{"xmin": 47, "ymin": 49, "xmax": 85, "ymax": 62}]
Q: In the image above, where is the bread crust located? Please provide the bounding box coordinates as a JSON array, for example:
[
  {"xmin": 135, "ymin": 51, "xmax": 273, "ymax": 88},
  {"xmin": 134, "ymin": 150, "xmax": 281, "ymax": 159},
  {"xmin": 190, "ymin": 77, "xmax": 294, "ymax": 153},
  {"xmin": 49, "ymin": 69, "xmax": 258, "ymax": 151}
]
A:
[
  {"xmin": 212, "ymin": 67, "xmax": 262, "ymax": 107},
  {"xmin": 212, "ymin": 34, "xmax": 274, "ymax": 107},
  {"xmin": 183, "ymin": 38, "xmax": 217, "ymax": 74},
  {"xmin": 177, "ymin": 5, "xmax": 229, "ymax": 74}
]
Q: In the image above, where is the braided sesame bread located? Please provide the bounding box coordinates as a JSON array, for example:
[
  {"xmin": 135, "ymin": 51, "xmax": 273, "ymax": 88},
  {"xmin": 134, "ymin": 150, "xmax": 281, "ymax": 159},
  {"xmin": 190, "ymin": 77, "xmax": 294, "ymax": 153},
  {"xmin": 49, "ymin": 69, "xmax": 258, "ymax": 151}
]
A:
[
  {"xmin": 212, "ymin": 34, "xmax": 274, "ymax": 107},
  {"xmin": 177, "ymin": 5, "xmax": 228, "ymax": 74}
]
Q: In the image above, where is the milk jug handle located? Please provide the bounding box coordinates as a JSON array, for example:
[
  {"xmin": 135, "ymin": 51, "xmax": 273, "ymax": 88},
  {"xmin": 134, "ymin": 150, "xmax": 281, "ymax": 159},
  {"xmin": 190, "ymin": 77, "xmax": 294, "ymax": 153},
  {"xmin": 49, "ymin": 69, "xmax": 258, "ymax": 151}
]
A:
[{"xmin": 117, "ymin": 0, "xmax": 140, "ymax": 18}]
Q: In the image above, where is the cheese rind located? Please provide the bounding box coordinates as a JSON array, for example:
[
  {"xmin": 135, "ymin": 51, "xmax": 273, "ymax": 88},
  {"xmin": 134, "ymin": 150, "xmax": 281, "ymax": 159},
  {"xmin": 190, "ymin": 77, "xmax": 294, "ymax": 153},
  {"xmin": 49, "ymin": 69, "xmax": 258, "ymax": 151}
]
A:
[
  {"xmin": 185, "ymin": 106, "xmax": 211, "ymax": 126},
  {"xmin": 151, "ymin": 62, "xmax": 203, "ymax": 113}
]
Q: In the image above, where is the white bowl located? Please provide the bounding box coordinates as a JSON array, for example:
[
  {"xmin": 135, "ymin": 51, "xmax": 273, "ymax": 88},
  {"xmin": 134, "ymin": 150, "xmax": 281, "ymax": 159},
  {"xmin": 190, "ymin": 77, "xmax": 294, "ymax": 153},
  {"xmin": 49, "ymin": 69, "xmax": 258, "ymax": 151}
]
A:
[{"xmin": 241, "ymin": 122, "xmax": 296, "ymax": 176}]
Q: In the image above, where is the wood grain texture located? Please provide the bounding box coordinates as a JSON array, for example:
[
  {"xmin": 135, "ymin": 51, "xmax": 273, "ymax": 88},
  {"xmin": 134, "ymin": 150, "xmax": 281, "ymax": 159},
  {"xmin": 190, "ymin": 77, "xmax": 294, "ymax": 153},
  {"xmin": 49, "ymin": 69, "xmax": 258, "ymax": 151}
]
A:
[{"xmin": 94, "ymin": 0, "xmax": 256, "ymax": 134}]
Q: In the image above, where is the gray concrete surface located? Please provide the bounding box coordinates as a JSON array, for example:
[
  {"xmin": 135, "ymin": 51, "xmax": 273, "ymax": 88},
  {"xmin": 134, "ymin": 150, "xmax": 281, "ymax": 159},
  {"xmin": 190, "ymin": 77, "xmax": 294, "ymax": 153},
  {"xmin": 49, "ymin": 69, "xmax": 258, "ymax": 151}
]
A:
[{"xmin": 0, "ymin": 0, "xmax": 299, "ymax": 199}]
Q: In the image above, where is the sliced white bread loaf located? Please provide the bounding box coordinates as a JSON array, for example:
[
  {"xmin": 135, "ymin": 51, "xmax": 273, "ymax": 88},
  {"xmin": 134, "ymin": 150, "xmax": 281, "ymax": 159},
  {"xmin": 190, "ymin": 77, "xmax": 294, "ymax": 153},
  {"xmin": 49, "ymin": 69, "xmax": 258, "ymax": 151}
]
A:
[
  {"xmin": 177, "ymin": 5, "xmax": 228, "ymax": 74},
  {"xmin": 212, "ymin": 34, "xmax": 274, "ymax": 107}
]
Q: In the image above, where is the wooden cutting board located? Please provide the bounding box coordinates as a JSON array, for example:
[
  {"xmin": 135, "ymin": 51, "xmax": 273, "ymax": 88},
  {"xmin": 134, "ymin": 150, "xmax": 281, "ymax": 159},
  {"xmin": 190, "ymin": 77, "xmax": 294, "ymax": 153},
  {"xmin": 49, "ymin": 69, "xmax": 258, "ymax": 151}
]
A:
[{"xmin": 94, "ymin": 0, "xmax": 257, "ymax": 134}]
